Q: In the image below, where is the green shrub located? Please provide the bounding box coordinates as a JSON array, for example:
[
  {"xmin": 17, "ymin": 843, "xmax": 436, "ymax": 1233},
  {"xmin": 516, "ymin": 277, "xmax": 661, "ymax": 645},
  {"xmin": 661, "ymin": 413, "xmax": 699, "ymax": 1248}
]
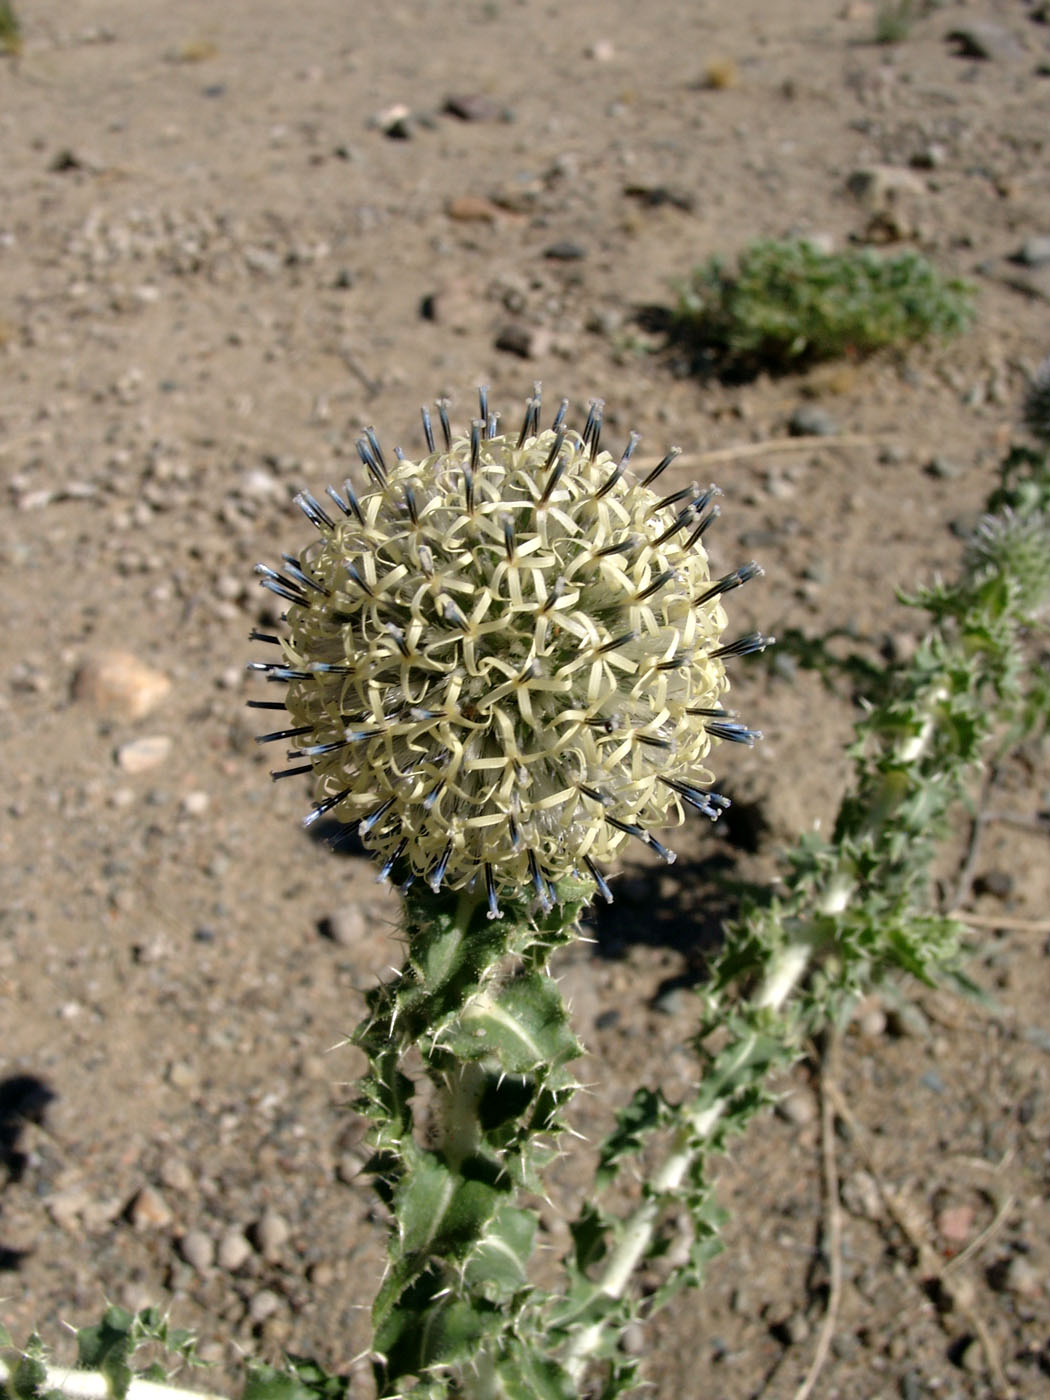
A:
[
  {"xmin": 0, "ymin": 3, "xmax": 21, "ymax": 57},
  {"xmin": 874, "ymin": 1, "xmax": 916, "ymax": 44},
  {"xmin": 675, "ymin": 238, "xmax": 974, "ymax": 372}
]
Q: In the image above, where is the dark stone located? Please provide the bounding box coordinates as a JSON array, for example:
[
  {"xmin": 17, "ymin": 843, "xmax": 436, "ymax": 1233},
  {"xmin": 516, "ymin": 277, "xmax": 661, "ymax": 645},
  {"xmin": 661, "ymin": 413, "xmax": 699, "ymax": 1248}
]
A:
[
  {"xmin": 544, "ymin": 240, "xmax": 587, "ymax": 261},
  {"xmin": 443, "ymin": 94, "xmax": 507, "ymax": 122},
  {"xmin": 973, "ymin": 869, "xmax": 1013, "ymax": 900},
  {"xmin": 789, "ymin": 404, "xmax": 839, "ymax": 437}
]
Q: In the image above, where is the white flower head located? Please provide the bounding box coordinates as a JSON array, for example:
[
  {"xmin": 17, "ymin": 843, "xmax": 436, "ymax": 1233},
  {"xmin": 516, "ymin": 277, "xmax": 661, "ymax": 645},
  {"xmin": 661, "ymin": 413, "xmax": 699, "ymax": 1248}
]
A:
[{"xmin": 252, "ymin": 389, "xmax": 769, "ymax": 917}]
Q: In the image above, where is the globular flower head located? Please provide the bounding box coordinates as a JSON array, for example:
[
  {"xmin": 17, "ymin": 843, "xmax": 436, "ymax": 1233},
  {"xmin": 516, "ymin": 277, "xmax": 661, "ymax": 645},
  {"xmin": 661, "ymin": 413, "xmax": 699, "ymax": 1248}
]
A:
[
  {"xmin": 966, "ymin": 506, "xmax": 1050, "ymax": 620},
  {"xmin": 1022, "ymin": 356, "xmax": 1050, "ymax": 445},
  {"xmin": 251, "ymin": 389, "xmax": 769, "ymax": 917}
]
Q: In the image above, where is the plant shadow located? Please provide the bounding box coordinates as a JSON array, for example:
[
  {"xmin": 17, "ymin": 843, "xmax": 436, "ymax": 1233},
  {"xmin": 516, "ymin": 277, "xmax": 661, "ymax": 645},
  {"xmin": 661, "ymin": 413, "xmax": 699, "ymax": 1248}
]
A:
[{"xmin": 0, "ymin": 1072, "xmax": 55, "ymax": 1272}]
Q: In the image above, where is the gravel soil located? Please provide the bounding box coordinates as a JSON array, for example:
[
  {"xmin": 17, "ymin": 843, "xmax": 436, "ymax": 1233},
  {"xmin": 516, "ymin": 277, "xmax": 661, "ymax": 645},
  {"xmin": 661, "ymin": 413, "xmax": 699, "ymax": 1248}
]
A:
[{"xmin": 2, "ymin": 3, "xmax": 1050, "ymax": 1397}]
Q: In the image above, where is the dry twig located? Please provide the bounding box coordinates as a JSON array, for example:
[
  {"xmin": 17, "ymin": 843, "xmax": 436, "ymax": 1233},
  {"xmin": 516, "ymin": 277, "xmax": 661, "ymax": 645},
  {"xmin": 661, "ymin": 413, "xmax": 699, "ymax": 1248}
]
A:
[
  {"xmin": 792, "ymin": 1032, "xmax": 845, "ymax": 1400},
  {"xmin": 951, "ymin": 910, "xmax": 1050, "ymax": 934},
  {"xmin": 638, "ymin": 433, "xmax": 876, "ymax": 475}
]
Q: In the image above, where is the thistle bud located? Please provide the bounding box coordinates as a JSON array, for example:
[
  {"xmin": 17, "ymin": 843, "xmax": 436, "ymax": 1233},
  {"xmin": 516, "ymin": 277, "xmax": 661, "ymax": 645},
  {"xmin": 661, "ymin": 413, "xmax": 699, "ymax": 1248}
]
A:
[{"xmin": 251, "ymin": 389, "xmax": 768, "ymax": 915}]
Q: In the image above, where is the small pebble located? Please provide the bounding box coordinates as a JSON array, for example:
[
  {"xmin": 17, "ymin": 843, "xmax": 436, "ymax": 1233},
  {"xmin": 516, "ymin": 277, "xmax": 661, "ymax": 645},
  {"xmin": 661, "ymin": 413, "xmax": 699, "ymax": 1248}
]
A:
[
  {"xmin": 936, "ymin": 1203, "xmax": 975, "ymax": 1244},
  {"xmin": 622, "ymin": 182, "xmax": 696, "ymax": 212},
  {"xmin": 218, "ymin": 1229, "xmax": 253, "ymax": 1272},
  {"xmin": 337, "ymin": 1151, "xmax": 366, "ymax": 1183},
  {"xmin": 1023, "ymin": 1026, "xmax": 1050, "ymax": 1053},
  {"xmin": 773, "ymin": 1311, "xmax": 810, "ymax": 1346},
  {"xmin": 446, "ymin": 194, "xmax": 500, "ymax": 223},
  {"xmin": 776, "ymin": 1087, "xmax": 818, "ymax": 1126},
  {"xmin": 620, "ymin": 1322, "xmax": 646, "ymax": 1356},
  {"xmin": 846, "ymin": 164, "xmax": 925, "ymax": 208},
  {"xmin": 73, "ymin": 651, "xmax": 171, "ymax": 720},
  {"xmin": 899, "ymin": 1370, "xmax": 923, "ymax": 1400},
  {"xmin": 122, "ymin": 1283, "xmax": 157, "ymax": 1315},
  {"xmin": 958, "ymin": 1336, "xmax": 984, "ymax": 1375},
  {"xmin": 788, "ymin": 405, "xmax": 838, "ymax": 437},
  {"xmin": 585, "ymin": 38, "xmax": 615, "ymax": 62},
  {"xmin": 973, "ymin": 869, "xmax": 1013, "ymax": 900},
  {"xmin": 855, "ymin": 998, "xmax": 887, "ymax": 1037},
  {"xmin": 652, "ymin": 987, "xmax": 692, "ymax": 1018},
  {"xmin": 1001, "ymin": 1254, "xmax": 1043, "ymax": 1298},
  {"xmin": 880, "ymin": 631, "xmax": 919, "ymax": 664},
  {"xmin": 47, "ymin": 1184, "xmax": 91, "ymax": 1231},
  {"xmin": 179, "ymin": 1228, "xmax": 214, "ymax": 1272},
  {"xmin": 925, "ymin": 455, "xmax": 963, "ymax": 480},
  {"xmin": 886, "ymin": 1002, "xmax": 930, "ymax": 1039},
  {"xmin": 128, "ymin": 1185, "xmax": 173, "ymax": 1230},
  {"xmin": 1015, "ymin": 235, "xmax": 1050, "ymax": 267},
  {"xmin": 543, "ymin": 240, "xmax": 586, "ymax": 261},
  {"xmin": 920, "ymin": 1068, "xmax": 946, "ymax": 1095},
  {"xmin": 319, "ymin": 905, "xmax": 365, "ymax": 947},
  {"xmin": 910, "ymin": 143, "xmax": 947, "ymax": 170},
  {"xmin": 167, "ymin": 1059, "xmax": 200, "ymax": 1091},
  {"xmin": 947, "ymin": 22, "xmax": 1024, "ymax": 62},
  {"xmin": 159, "ymin": 1158, "xmax": 195, "ymax": 1194},
  {"xmin": 372, "ymin": 104, "xmax": 412, "ymax": 139},
  {"xmin": 252, "ymin": 1208, "xmax": 291, "ymax": 1260},
  {"xmin": 248, "ymin": 1289, "xmax": 282, "ymax": 1324},
  {"xmin": 841, "ymin": 1169, "xmax": 882, "ymax": 1221},
  {"xmin": 180, "ymin": 790, "xmax": 210, "ymax": 816},
  {"xmin": 116, "ymin": 735, "xmax": 172, "ymax": 774},
  {"xmin": 443, "ymin": 94, "xmax": 505, "ymax": 122},
  {"xmin": 495, "ymin": 324, "xmax": 554, "ymax": 360}
]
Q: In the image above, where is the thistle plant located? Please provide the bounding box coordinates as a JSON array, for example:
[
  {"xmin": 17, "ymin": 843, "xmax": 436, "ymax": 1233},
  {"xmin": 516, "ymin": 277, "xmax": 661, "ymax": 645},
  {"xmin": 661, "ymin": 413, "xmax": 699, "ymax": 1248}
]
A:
[
  {"xmin": 247, "ymin": 387, "xmax": 768, "ymax": 1394},
  {"xmin": 5, "ymin": 380, "xmax": 1048, "ymax": 1400}
]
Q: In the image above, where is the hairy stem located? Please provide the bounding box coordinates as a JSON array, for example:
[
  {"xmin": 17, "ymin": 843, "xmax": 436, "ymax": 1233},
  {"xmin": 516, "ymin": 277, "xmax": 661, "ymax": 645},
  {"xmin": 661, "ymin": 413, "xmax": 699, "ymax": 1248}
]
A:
[
  {"xmin": 562, "ymin": 941, "xmax": 809, "ymax": 1384},
  {"xmin": 562, "ymin": 681, "xmax": 954, "ymax": 1386},
  {"xmin": 0, "ymin": 1360, "xmax": 225, "ymax": 1400}
]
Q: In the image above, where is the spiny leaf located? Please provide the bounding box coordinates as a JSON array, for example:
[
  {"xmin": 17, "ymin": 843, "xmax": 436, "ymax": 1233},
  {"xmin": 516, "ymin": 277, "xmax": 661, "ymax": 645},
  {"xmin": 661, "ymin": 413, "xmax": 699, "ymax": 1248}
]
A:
[
  {"xmin": 446, "ymin": 974, "xmax": 579, "ymax": 1073},
  {"xmin": 75, "ymin": 1307, "xmax": 134, "ymax": 1400},
  {"xmin": 569, "ymin": 1201, "xmax": 612, "ymax": 1272},
  {"xmin": 397, "ymin": 1157, "xmax": 503, "ymax": 1260},
  {"xmin": 485, "ymin": 1343, "xmax": 577, "ymax": 1400},
  {"xmin": 376, "ymin": 1294, "xmax": 498, "ymax": 1385},
  {"xmin": 5, "ymin": 1351, "xmax": 49, "ymax": 1400},
  {"xmin": 244, "ymin": 1356, "xmax": 349, "ymax": 1400},
  {"xmin": 462, "ymin": 1205, "xmax": 536, "ymax": 1296}
]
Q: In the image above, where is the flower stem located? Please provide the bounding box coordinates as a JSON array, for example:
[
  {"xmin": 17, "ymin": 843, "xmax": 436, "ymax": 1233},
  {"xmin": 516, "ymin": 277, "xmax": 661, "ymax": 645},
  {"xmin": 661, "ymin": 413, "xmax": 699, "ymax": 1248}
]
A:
[
  {"xmin": 562, "ymin": 941, "xmax": 810, "ymax": 1384},
  {"xmin": 0, "ymin": 1359, "xmax": 225, "ymax": 1400}
]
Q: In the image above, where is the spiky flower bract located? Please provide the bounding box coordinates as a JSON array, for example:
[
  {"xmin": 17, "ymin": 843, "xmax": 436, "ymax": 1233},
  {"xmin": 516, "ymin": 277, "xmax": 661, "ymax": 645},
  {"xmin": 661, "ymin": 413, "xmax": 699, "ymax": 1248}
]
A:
[
  {"xmin": 966, "ymin": 507, "xmax": 1050, "ymax": 621},
  {"xmin": 251, "ymin": 389, "xmax": 768, "ymax": 915}
]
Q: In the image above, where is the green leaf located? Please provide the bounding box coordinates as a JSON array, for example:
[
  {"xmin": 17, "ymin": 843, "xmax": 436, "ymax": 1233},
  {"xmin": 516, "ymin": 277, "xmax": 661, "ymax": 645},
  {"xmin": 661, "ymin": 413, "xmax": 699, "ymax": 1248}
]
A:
[
  {"xmin": 0, "ymin": 1323, "xmax": 12, "ymax": 1349},
  {"xmin": 75, "ymin": 1307, "xmax": 134, "ymax": 1400},
  {"xmin": 243, "ymin": 1356, "xmax": 349, "ymax": 1400},
  {"xmin": 448, "ymin": 974, "xmax": 579, "ymax": 1074},
  {"xmin": 463, "ymin": 1205, "xmax": 536, "ymax": 1295},
  {"xmin": 377, "ymin": 1295, "xmax": 497, "ymax": 1383},
  {"xmin": 7, "ymin": 1354, "xmax": 47, "ymax": 1400},
  {"xmin": 569, "ymin": 1201, "xmax": 610, "ymax": 1272},
  {"xmin": 487, "ymin": 1345, "xmax": 577, "ymax": 1400},
  {"xmin": 596, "ymin": 1086, "xmax": 668, "ymax": 1187},
  {"xmin": 396, "ymin": 1157, "xmax": 502, "ymax": 1260}
]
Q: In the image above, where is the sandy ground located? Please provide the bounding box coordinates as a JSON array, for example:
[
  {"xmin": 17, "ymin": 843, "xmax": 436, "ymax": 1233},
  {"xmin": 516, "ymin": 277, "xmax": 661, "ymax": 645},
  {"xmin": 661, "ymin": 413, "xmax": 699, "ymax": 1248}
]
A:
[{"xmin": 2, "ymin": 2, "xmax": 1050, "ymax": 1397}]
